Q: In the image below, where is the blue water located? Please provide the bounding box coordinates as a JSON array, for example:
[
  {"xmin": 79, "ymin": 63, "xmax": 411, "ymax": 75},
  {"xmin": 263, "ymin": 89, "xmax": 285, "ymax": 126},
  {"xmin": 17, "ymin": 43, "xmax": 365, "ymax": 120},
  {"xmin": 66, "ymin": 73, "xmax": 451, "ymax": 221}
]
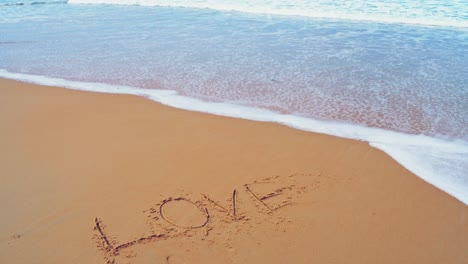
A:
[{"xmin": 1, "ymin": 0, "xmax": 467, "ymax": 203}]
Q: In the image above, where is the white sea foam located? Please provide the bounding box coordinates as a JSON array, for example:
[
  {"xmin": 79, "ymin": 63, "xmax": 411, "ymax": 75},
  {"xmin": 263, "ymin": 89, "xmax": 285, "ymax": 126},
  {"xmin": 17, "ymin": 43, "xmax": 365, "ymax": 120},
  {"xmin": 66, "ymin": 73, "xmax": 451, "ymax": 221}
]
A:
[
  {"xmin": 68, "ymin": 0, "xmax": 468, "ymax": 29},
  {"xmin": 1, "ymin": 69, "xmax": 467, "ymax": 204}
]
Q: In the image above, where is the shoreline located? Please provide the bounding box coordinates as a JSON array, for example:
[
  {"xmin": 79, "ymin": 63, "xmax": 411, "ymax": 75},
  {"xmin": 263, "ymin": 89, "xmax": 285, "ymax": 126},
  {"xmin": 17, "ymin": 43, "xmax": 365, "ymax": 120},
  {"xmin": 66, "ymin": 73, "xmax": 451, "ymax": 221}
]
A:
[
  {"xmin": 0, "ymin": 78, "xmax": 467, "ymax": 263},
  {"xmin": 1, "ymin": 70, "xmax": 467, "ymax": 205}
]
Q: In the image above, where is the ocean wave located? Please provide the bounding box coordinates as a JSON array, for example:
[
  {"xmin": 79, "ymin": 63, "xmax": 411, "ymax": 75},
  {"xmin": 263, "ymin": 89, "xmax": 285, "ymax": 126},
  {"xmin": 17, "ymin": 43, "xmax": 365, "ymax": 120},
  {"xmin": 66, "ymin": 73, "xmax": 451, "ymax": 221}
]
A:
[
  {"xmin": 1, "ymin": 69, "xmax": 467, "ymax": 205},
  {"xmin": 68, "ymin": 0, "xmax": 468, "ymax": 29},
  {"xmin": 0, "ymin": 0, "xmax": 67, "ymax": 6}
]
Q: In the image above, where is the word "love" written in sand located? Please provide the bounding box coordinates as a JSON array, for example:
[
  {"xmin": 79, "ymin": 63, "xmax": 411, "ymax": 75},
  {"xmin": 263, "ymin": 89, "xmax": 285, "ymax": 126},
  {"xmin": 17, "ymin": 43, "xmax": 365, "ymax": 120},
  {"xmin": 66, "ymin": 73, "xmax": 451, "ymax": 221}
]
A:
[{"xmin": 93, "ymin": 173, "xmax": 329, "ymax": 263}]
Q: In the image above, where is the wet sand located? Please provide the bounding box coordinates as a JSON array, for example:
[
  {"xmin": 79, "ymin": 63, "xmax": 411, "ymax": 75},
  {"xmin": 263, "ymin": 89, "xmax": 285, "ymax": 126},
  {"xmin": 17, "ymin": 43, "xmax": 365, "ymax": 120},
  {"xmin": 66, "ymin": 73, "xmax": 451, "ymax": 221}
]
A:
[{"xmin": 0, "ymin": 78, "xmax": 467, "ymax": 263}]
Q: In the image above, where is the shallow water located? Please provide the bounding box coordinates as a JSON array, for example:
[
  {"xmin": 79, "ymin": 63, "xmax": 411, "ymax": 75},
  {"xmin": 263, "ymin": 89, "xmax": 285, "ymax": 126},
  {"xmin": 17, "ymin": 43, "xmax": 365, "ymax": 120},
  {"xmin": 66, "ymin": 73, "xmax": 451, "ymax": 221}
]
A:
[{"xmin": 1, "ymin": 0, "xmax": 467, "ymax": 203}]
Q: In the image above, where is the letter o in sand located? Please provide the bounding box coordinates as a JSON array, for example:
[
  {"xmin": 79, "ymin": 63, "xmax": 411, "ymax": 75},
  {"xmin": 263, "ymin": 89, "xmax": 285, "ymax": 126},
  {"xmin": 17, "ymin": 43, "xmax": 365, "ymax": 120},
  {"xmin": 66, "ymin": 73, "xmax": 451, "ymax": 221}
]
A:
[{"xmin": 159, "ymin": 197, "xmax": 209, "ymax": 229}]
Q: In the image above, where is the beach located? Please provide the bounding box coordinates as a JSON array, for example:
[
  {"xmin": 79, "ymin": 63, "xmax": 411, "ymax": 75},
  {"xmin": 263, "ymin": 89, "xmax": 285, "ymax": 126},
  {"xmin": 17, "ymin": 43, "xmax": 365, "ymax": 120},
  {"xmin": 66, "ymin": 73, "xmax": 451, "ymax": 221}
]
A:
[{"xmin": 0, "ymin": 78, "xmax": 466, "ymax": 263}]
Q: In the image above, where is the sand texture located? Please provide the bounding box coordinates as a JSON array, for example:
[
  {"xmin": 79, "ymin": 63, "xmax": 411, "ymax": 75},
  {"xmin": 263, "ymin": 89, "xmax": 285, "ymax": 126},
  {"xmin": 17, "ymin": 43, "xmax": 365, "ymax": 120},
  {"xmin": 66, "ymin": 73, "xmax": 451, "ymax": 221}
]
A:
[{"xmin": 0, "ymin": 78, "xmax": 467, "ymax": 263}]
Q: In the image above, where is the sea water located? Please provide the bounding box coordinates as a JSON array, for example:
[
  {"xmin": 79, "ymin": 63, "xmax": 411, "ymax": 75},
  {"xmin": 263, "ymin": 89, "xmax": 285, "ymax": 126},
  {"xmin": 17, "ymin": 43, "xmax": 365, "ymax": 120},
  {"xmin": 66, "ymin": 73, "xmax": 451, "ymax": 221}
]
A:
[{"xmin": 0, "ymin": 0, "xmax": 467, "ymax": 203}]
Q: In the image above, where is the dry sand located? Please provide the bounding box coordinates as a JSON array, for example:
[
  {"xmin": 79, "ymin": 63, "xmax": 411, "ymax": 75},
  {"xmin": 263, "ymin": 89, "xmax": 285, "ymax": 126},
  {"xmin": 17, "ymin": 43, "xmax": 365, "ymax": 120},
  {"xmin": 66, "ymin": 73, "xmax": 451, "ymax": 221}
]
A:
[{"xmin": 0, "ymin": 78, "xmax": 467, "ymax": 263}]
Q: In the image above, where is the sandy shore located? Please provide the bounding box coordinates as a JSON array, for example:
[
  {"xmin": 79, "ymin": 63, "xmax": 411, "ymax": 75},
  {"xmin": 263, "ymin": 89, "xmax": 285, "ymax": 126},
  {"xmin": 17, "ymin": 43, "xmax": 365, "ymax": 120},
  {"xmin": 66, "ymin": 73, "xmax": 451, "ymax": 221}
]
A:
[{"xmin": 0, "ymin": 78, "xmax": 466, "ymax": 263}]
